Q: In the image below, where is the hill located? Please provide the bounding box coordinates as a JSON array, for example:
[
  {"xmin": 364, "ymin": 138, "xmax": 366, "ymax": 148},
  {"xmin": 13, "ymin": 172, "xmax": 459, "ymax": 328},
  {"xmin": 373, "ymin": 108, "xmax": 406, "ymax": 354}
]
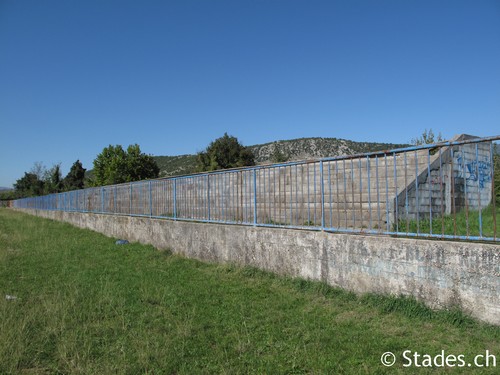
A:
[
  {"xmin": 154, "ymin": 154, "xmax": 198, "ymax": 178},
  {"xmin": 154, "ymin": 137, "xmax": 409, "ymax": 177}
]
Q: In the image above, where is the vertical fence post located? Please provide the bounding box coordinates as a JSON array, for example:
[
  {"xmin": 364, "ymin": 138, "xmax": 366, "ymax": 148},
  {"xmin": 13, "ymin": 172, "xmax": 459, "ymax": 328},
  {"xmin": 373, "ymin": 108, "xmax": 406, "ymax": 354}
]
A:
[
  {"xmin": 367, "ymin": 156, "xmax": 372, "ymax": 230},
  {"xmin": 415, "ymin": 150, "xmax": 419, "ymax": 234},
  {"xmin": 427, "ymin": 150, "xmax": 432, "ymax": 236},
  {"xmin": 101, "ymin": 186, "xmax": 104, "ymax": 213},
  {"xmin": 173, "ymin": 178, "xmax": 177, "ymax": 220},
  {"xmin": 462, "ymin": 148, "xmax": 469, "ymax": 237},
  {"xmin": 129, "ymin": 182, "xmax": 132, "ymax": 215},
  {"xmin": 490, "ymin": 142, "xmax": 497, "ymax": 240},
  {"xmin": 253, "ymin": 168, "xmax": 257, "ymax": 225},
  {"xmin": 476, "ymin": 144, "xmax": 482, "ymax": 237},
  {"xmin": 393, "ymin": 153, "xmax": 398, "ymax": 233},
  {"xmin": 207, "ymin": 174, "xmax": 211, "ymax": 221},
  {"xmin": 320, "ymin": 160, "xmax": 325, "ymax": 229},
  {"xmin": 149, "ymin": 180, "xmax": 153, "ymax": 217}
]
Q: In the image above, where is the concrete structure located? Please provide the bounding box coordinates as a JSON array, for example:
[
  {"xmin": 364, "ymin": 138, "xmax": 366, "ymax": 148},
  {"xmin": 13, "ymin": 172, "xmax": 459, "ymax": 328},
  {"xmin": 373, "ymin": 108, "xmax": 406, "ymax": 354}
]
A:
[
  {"xmin": 15, "ymin": 208, "xmax": 500, "ymax": 326},
  {"xmin": 395, "ymin": 135, "xmax": 493, "ymax": 223},
  {"xmin": 68, "ymin": 135, "xmax": 493, "ymax": 232},
  {"xmin": 15, "ymin": 135, "xmax": 494, "ymax": 242}
]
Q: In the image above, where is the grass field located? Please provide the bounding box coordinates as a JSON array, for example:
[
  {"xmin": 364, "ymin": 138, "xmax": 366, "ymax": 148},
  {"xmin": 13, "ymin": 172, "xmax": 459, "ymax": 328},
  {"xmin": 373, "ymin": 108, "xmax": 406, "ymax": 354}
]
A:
[{"xmin": 0, "ymin": 209, "xmax": 499, "ymax": 374}]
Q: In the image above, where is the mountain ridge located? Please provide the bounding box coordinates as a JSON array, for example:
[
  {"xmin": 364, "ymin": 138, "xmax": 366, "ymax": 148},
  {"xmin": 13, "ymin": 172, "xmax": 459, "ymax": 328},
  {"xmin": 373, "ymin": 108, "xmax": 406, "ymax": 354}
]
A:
[{"xmin": 154, "ymin": 137, "xmax": 409, "ymax": 178}]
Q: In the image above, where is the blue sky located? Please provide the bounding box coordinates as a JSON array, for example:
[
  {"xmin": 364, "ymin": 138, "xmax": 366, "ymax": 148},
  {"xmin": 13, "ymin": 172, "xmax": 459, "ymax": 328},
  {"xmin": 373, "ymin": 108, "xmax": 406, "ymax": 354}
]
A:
[{"xmin": 1, "ymin": 0, "xmax": 499, "ymax": 188}]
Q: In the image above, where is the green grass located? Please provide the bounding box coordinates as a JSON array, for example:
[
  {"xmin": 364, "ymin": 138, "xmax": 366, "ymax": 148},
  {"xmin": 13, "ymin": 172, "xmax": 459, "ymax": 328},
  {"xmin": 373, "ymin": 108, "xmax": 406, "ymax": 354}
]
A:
[
  {"xmin": 397, "ymin": 205, "xmax": 499, "ymax": 239},
  {"xmin": 1, "ymin": 209, "xmax": 499, "ymax": 374}
]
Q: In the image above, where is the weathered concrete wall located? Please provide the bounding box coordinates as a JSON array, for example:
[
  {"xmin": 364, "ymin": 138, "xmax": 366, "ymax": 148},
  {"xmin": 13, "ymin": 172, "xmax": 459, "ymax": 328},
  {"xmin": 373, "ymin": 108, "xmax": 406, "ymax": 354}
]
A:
[{"xmin": 16, "ymin": 208, "xmax": 500, "ymax": 326}]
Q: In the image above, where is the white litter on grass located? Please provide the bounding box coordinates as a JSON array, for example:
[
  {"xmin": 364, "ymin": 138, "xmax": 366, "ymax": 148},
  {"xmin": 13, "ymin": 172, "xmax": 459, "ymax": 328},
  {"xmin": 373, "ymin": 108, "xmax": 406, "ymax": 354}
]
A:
[
  {"xmin": 5, "ymin": 295, "xmax": 17, "ymax": 300},
  {"xmin": 115, "ymin": 239, "xmax": 129, "ymax": 245}
]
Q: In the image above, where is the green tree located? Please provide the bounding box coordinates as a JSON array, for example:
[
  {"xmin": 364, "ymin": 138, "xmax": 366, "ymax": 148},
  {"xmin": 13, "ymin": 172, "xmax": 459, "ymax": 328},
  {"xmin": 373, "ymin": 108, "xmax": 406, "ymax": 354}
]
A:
[
  {"xmin": 46, "ymin": 164, "xmax": 62, "ymax": 194},
  {"xmin": 125, "ymin": 144, "xmax": 160, "ymax": 182},
  {"xmin": 411, "ymin": 129, "xmax": 444, "ymax": 145},
  {"xmin": 196, "ymin": 133, "xmax": 255, "ymax": 172},
  {"xmin": 93, "ymin": 144, "xmax": 160, "ymax": 186},
  {"xmin": 14, "ymin": 172, "xmax": 44, "ymax": 197},
  {"xmin": 0, "ymin": 189, "xmax": 18, "ymax": 202},
  {"xmin": 63, "ymin": 160, "xmax": 86, "ymax": 191}
]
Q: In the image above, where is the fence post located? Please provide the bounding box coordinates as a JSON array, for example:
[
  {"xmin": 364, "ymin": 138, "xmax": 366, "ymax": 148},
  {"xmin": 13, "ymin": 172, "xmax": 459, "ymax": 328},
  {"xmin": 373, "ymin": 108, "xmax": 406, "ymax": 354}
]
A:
[
  {"xmin": 129, "ymin": 182, "xmax": 132, "ymax": 215},
  {"xmin": 173, "ymin": 178, "xmax": 177, "ymax": 220},
  {"xmin": 149, "ymin": 180, "xmax": 153, "ymax": 217},
  {"xmin": 101, "ymin": 187, "xmax": 104, "ymax": 213},
  {"xmin": 320, "ymin": 161, "xmax": 325, "ymax": 230},
  {"xmin": 476, "ymin": 144, "xmax": 482, "ymax": 237},
  {"xmin": 490, "ymin": 142, "xmax": 497, "ymax": 240},
  {"xmin": 207, "ymin": 174, "xmax": 211, "ymax": 221},
  {"xmin": 253, "ymin": 168, "xmax": 257, "ymax": 225}
]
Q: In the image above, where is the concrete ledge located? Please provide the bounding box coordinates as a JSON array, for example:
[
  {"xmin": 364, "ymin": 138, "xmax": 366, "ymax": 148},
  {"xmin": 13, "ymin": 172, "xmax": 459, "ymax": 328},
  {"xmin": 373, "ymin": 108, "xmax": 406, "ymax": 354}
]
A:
[{"xmin": 15, "ymin": 208, "xmax": 500, "ymax": 325}]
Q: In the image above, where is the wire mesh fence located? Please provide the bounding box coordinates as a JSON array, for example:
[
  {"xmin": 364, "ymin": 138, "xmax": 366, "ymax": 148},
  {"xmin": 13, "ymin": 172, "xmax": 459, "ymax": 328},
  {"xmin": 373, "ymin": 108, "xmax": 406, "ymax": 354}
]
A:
[{"xmin": 12, "ymin": 135, "xmax": 499, "ymax": 242}]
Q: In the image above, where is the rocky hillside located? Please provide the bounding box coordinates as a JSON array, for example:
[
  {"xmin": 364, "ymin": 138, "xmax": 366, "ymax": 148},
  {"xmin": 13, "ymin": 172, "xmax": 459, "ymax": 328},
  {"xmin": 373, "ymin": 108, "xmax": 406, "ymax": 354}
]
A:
[
  {"xmin": 154, "ymin": 154, "xmax": 198, "ymax": 178},
  {"xmin": 155, "ymin": 137, "xmax": 409, "ymax": 177},
  {"xmin": 249, "ymin": 138, "xmax": 408, "ymax": 163}
]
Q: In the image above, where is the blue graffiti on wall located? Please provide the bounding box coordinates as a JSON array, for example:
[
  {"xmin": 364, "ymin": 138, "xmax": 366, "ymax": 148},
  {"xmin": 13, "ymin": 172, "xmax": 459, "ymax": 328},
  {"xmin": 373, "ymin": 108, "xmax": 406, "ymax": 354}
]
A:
[{"xmin": 457, "ymin": 156, "xmax": 492, "ymax": 189}]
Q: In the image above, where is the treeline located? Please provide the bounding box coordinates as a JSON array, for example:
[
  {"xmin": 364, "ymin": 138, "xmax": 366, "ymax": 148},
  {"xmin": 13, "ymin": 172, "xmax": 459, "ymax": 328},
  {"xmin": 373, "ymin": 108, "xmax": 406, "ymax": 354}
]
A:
[
  {"xmin": 4, "ymin": 160, "xmax": 86, "ymax": 200},
  {"xmin": 2, "ymin": 134, "xmax": 256, "ymax": 201},
  {"xmin": 1, "ymin": 144, "xmax": 160, "ymax": 201}
]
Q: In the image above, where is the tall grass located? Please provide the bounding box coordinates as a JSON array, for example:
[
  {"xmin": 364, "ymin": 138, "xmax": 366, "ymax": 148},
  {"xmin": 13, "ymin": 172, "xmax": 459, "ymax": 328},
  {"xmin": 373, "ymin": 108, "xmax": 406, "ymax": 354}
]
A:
[{"xmin": 0, "ymin": 209, "xmax": 499, "ymax": 374}]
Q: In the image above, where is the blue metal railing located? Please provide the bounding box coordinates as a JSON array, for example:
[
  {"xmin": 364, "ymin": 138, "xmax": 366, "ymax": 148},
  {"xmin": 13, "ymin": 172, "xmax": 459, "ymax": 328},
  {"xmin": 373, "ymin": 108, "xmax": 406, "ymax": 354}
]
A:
[{"xmin": 11, "ymin": 135, "xmax": 500, "ymax": 242}]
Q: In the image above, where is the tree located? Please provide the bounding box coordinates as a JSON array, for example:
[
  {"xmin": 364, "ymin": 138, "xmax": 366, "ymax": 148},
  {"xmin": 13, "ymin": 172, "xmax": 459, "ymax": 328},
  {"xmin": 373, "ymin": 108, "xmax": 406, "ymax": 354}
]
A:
[
  {"xmin": 196, "ymin": 133, "xmax": 255, "ymax": 172},
  {"xmin": 14, "ymin": 172, "xmax": 44, "ymax": 197},
  {"xmin": 12, "ymin": 162, "xmax": 65, "ymax": 197},
  {"xmin": 93, "ymin": 144, "xmax": 160, "ymax": 186},
  {"xmin": 125, "ymin": 144, "xmax": 160, "ymax": 182},
  {"xmin": 411, "ymin": 129, "xmax": 444, "ymax": 145},
  {"xmin": 63, "ymin": 160, "xmax": 86, "ymax": 191},
  {"xmin": 30, "ymin": 161, "xmax": 48, "ymax": 181},
  {"xmin": 46, "ymin": 164, "xmax": 62, "ymax": 194},
  {"xmin": 0, "ymin": 189, "xmax": 18, "ymax": 202}
]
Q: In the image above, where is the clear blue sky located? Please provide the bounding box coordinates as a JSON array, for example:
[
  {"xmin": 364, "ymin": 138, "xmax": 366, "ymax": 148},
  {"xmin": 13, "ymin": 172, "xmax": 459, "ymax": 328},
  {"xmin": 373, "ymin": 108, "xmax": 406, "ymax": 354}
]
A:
[{"xmin": 1, "ymin": 0, "xmax": 499, "ymax": 188}]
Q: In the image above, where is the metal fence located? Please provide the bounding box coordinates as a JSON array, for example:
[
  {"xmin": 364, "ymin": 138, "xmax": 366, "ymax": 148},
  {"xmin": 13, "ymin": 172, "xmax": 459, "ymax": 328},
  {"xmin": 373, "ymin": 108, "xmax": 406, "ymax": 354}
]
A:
[{"xmin": 12, "ymin": 135, "xmax": 499, "ymax": 242}]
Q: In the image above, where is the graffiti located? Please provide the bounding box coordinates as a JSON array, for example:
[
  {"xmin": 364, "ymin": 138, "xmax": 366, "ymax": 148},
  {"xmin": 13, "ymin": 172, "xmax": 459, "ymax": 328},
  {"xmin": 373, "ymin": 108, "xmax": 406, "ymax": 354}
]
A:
[{"xmin": 457, "ymin": 156, "xmax": 491, "ymax": 189}]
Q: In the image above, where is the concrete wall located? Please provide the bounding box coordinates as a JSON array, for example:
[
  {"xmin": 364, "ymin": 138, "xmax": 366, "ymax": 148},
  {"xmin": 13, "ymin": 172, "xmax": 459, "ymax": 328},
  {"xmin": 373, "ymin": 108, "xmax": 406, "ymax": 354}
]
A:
[{"xmin": 16, "ymin": 208, "xmax": 500, "ymax": 326}]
